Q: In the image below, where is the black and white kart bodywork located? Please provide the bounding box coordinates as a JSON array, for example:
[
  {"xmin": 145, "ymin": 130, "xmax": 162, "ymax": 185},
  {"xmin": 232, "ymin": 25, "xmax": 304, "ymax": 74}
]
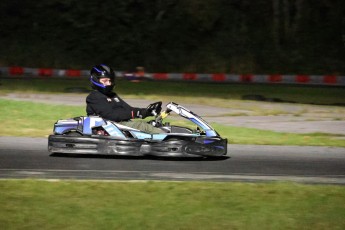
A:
[{"xmin": 48, "ymin": 102, "xmax": 227, "ymax": 157}]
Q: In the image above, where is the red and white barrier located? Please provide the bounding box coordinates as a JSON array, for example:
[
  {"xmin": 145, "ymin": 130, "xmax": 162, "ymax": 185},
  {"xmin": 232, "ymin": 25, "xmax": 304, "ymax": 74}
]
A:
[
  {"xmin": 0, "ymin": 66, "xmax": 344, "ymax": 86},
  {"xmin": 151, "ymin": 73, "xmax": 345, "ymax": 85}
]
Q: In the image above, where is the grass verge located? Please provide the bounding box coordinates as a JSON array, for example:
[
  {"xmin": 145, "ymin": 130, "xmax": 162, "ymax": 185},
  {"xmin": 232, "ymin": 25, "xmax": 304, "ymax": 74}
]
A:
[
  {"xmin": 1, "ymin": 179, "xmax": 345, "ymax": 230},
  {"xmin": 1, "ymin": 99, "xmax": 344, "ymax": 147},
  {"xmin": 1, "ymin": 78, "xmax": 345, "ymax": 105}
]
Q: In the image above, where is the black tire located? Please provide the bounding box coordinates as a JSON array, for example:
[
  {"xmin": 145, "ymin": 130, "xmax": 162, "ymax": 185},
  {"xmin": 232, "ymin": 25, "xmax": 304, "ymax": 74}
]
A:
[{"xmin": 64, "ymin": 131, "xmax": 82, "ymax": 137}]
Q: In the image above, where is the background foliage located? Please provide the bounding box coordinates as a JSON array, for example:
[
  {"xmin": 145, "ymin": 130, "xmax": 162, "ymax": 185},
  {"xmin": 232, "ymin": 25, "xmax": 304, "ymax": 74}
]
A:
[{"xmin": 0, "ymin": 0, "xmax": 344, "ymax": 74}]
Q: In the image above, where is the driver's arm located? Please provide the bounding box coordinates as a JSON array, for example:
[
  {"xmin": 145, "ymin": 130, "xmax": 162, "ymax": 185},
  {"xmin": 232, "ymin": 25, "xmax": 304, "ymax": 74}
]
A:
[{"xmin": 86, "ymin": 93, "xmax": 143, "ymax": 122}]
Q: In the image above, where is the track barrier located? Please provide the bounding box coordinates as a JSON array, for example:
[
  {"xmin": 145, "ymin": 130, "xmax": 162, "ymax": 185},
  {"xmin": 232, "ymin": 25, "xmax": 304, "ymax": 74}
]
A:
[{"xmin": 0, "ymin": 66, "xmax": 344, "ymax": 86}]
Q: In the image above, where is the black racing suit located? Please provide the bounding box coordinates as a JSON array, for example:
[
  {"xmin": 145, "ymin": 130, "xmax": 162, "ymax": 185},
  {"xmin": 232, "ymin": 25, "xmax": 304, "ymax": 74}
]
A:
[
  {"xmin": 86, "ymin": 90, "xmax": 140, "ymax": 121},
  {"xmin": 86, "ymin": 90, "xmax": 164, "ymax": 133}
]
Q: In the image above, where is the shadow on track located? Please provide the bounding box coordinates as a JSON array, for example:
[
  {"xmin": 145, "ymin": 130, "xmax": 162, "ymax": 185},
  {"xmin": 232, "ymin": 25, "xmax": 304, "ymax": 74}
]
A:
[{"xmin": 50, "ymin": 153, "xmax": 230, "ymax": 161}]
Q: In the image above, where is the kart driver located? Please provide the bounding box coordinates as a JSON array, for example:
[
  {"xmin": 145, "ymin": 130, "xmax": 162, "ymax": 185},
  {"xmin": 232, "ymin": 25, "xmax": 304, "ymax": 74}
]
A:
[{"xmin": 86, "ymin": 64, "xmax": 164, "ymax": 133}]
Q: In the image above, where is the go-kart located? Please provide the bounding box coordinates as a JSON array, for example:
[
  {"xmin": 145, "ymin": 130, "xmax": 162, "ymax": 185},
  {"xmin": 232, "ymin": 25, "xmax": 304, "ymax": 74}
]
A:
[{"xmin": 48, "ymin": 102, "xmax": 228, "ymax": 158}]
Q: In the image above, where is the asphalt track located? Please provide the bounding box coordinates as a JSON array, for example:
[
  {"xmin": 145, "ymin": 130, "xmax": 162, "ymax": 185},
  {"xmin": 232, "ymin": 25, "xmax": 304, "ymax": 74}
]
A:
[
  {"xmin": 1, "ymin": 93, "xmax": 344, "ymax": 184},
  {"xmin": 0, "ymin": 137, "xmax": 344, "ymax": 184}
]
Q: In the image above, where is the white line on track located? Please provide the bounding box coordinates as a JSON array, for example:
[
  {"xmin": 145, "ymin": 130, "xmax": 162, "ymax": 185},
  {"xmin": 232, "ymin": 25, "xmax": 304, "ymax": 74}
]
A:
[{"xmin": 1, "ymin": 169, "xmax": 344, "ymax": 185}]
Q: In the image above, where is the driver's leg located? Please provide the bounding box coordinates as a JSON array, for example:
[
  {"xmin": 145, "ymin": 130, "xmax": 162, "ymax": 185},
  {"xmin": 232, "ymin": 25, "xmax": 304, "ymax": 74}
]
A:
[{"xmin": 119, "ymin": 121, "xmax": 165, "ymax": 134}]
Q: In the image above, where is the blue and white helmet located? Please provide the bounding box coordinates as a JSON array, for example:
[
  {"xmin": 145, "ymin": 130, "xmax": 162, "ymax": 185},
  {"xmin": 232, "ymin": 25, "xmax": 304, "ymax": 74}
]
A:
[{"xmin": 90, "ymin": 64, "xmax": 116, "ymax": 94}]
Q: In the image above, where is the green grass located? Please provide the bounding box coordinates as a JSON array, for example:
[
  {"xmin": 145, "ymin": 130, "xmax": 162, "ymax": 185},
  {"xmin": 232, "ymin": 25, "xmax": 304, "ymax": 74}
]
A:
[
  {"xmin": 1, "ymin": 99, "xmax": 344, "ymax": 147},
  {"xmin": 1, "ymin": 180, "xmax": 344, "ymax": 230},
  {"xmin": 1, "ymin": 78, "xmax": 345, "ymax": 105},
  {"xmin": 1, "ymin": 78, "xmax": 345, "ymax": 146},
  {"xmin": 0, "ymin": 99, "xmax": 83, "ymax": 137},
  {"xmin": 213, "ymin": 124, "xmax": 345, "ymax": 147}
]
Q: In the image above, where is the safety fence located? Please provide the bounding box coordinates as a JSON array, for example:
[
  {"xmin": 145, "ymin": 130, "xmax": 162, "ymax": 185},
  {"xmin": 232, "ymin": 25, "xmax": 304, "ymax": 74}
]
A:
[{"xmin": 1, "ymin": 66, "xmax": 344, "ymax": 86}]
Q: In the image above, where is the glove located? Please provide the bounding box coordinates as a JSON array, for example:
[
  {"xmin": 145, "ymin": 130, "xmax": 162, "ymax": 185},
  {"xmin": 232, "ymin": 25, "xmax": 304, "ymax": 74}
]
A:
[
  {"xmin": 132, "ymin": 102, "xmax": 162, "ymax": 119},
  {"xmin": 146, "ymin": 101, "xmax": 162, "ymax": 116},
  {"xmin": 132, "ymin": 108, "xmax": 149, "ymax": 119}
]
